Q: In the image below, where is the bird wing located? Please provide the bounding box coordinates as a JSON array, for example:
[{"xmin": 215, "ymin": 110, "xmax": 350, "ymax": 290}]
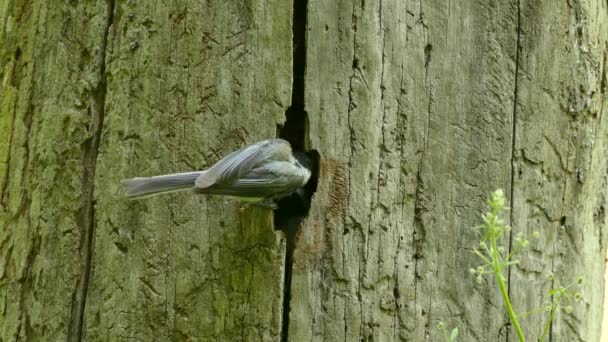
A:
[
  {"xmin": 196, "ymin": 161, "xmax": 298, "ymax": 198},
  {"xmin": 194, "ymin": 138, "xmax": 292, "ymax": 189}
]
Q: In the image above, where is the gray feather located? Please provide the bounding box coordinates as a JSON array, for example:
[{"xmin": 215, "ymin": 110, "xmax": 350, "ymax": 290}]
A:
[
  {"xmin": 195, "ymin": 139, "xmax": 291, "ymax": 189},
  {"xmin": 194, "ymin": 160, "xmax": 304, "ymax": 199},
  {"xmin": 122, "ymin": 171, "xmax": 203, "ymax": 199}
]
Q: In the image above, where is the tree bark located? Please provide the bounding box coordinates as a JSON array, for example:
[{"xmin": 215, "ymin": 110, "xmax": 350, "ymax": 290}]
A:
[
  {"xmin": 1, "ymin": 0, "xmax": 607, "ymax": 341},
  {"xmin": 1, "ymin": 1, "xmax": 291, "ymax": 341}
]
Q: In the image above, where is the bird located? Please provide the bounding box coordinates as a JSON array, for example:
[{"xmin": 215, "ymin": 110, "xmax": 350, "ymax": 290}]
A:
[{"xmin": 121, "ymin": 138, "xmax": 311, "ymax": 208}]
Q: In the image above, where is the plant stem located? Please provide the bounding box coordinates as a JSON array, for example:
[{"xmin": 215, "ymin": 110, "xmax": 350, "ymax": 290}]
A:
[
  {"xmin": 539, "ymin": 290, "xmax": 563, "ymax": 342},
  {"xmin": 496, "ymin": 274, "xmax": 525, "ymax": 342},
  {"xmin": 489, "ymin": 209, "xmax": 525, "ymax": 342}
]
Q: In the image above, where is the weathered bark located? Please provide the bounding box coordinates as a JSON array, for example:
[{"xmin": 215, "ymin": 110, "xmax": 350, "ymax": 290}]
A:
[
  {"xmin": 1, "ymin": 0, "xmax": 607, "ymax": 341},
  {"xmin": 1, "ymin": 1, "xmax": 291, "ymax": 341},
  {"xmin": 292, "ymin": 0, "xmax": 608, "ymax": 341},
  {"xmin": 510, "ymin": 1, "xmax": 608, "ymax": 340}
]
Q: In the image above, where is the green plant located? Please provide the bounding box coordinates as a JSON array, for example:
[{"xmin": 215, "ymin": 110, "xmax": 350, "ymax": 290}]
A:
[
  {"xmin": 536, "ymin": 275, "xmax": 583, "ymax": 342},
  {"xmin": 437, "ymin": 321, "xmax": 458, "ymax": 342},
  {"xmin": 469, "ymin": 189, "xmax": 583, "ymax": 342}
]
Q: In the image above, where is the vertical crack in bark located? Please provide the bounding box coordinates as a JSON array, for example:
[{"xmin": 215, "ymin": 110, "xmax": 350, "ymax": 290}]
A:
[
  {"xmin": 393, "ymin": 65, "xmax": 407, "ymax": 340},
  {"xmin": 276, "ymin": 0, "xmax": 311, "ymax": 341},
  {"xmin": 67, "ymin": 1, "xmax": 114, "ymax": 341},
  {"xmin": 412, "ymin": 21, "xmax": 433, "ymax": 336},
  {"xmin": 507, "ymin": 1, "xmax": 521, "ymax": 341},
  {"xmin": 280, "ymin": 230, "xmax": 296, "ymax": 342},
  {"xmin": 347, "ymin": 1, "xmax": 362, "ymax": 339}
]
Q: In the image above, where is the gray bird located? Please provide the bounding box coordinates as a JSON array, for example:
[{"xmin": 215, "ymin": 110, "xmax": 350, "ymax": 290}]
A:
[{"xmin": 121, "ymin": 139, "xmax": 311, "ymax": 208}]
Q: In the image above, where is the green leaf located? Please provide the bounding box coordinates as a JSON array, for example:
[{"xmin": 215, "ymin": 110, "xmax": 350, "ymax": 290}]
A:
[{"xmin": 450, "ymin": 327, "xmax": 459, "ymax": 341}]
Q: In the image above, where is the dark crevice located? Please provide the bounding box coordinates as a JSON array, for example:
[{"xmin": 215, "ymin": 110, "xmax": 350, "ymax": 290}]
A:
[
  {"xmin": 601, "ymin": 47, "xmax": 607, "ymax": 94},
  {"xmin": 507, "ymin": 1, "xmax": 521, "ymax": 342},
  {"xmin": 275, "ymin": 0, "xmax": 315, "ymax": 341},
  {"xmin": 288, "ymin": 0, "xmax": 307, "ymax": 113},
  {"xmin": 67, "ymin": 1, "xmax": 114, "ymax": 341},
  {"xmin": 423, "ymin": 44, "xmax": 432, "ymax": 69}
]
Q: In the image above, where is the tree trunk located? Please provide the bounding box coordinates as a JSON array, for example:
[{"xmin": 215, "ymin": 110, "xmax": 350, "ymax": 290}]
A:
[{"xmin": 1, "ymin": 0, "xmax": 606, "ymax": 341}]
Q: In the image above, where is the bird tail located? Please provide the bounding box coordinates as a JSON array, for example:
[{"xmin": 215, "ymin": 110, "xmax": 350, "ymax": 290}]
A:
[{"xmin": 121, "ymin": 171, "xmax": 203, "ymax": 199}]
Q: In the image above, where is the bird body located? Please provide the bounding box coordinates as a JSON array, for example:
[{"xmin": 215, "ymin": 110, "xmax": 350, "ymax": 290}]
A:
[{"xmin": 121, "ymin": 139, "xmax": 311, "ymax": 206}]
